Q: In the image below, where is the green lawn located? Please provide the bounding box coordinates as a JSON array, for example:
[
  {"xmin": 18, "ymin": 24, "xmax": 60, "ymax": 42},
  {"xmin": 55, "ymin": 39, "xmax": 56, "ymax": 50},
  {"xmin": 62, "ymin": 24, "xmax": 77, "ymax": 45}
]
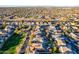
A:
[{"xmin": 0, "ymin": 32, "xmax": 26, "ymax": 54}]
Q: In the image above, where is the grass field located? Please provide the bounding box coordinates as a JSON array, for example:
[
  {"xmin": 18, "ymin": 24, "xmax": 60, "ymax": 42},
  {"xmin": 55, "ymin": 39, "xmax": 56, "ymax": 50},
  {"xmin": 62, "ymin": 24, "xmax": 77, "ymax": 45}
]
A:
[{"xmin": 0, "ymin": 32, "xmax": 26, "ymax": 54}]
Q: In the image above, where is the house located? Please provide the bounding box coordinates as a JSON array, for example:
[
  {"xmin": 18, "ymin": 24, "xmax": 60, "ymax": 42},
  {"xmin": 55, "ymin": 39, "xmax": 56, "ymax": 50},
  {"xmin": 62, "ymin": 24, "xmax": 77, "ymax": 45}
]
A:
[{"xmin": 0, "ymin": 24, "xmax": 15, "ymax": 49}]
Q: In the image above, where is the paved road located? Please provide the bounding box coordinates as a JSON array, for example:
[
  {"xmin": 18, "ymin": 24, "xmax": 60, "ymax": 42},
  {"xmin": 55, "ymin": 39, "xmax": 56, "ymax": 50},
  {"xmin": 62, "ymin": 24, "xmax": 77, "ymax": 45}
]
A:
[{"xmin": 19, "ymin": 26, "xmax": 32, "ymax": 54}]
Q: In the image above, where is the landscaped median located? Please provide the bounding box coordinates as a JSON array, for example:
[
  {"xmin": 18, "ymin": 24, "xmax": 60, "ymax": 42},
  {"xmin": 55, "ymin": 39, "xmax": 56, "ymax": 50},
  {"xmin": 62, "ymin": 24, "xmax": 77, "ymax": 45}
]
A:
[{"xmin": 0, "ymin": 30, "xmax": 26, "ymax": 54}]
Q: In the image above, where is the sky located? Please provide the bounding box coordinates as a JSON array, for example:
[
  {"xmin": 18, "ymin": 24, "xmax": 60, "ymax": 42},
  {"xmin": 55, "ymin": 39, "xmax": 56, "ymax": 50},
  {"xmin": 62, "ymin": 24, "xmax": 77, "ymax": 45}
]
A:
[{"xmin": 0, "ymin": 0, "xmax": 79, "ymax": 7}]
